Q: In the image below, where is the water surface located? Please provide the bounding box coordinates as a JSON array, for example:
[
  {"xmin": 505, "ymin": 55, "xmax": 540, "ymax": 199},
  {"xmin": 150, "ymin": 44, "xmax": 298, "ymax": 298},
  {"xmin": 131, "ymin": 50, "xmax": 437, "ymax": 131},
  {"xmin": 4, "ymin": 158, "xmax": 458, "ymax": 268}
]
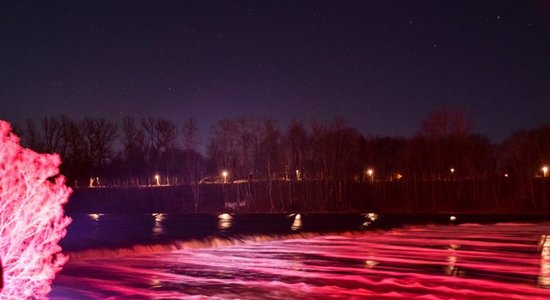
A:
[{"xmin": 50, "ymin": 214, "xmax": 550, "ymax": 299}]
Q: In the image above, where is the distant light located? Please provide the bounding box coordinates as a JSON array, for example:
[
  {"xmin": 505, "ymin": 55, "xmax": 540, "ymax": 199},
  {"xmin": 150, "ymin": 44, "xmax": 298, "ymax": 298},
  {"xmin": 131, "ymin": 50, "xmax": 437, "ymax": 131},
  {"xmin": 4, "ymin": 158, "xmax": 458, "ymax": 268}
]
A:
[
  {"xmin": 365, "ymin": 259, "xmax": 378, "ymax": 268},
  {"xmin": 152, "ymin": 213, "xmax": 164, "ymax": 222},
  {"xmin": 152, "ymin": 213, "xmax": 164, "ymax": 236},
  {"xmin": 395, "ymin": 173, "xmax": 403, "ymax": 180},
  {"xmin": 221, "ymin": 170, "xmax": 229, "ymax": 183},
  {"xmin": 218, "ymin": 213, "xmax": 233, "ymax": 230},
  {"xmin": 448, "ymin": 244, "xmax": 460, "ymax": 250},
  {"xmin": 218, "ymin": 213, "xmax": 233, "ymax": 220},
  {"xmin": 504, "ymin": 173, "xmax": 509, "ymax": 178},
  {"xmin": 450, "ymin": 168, "xmax": 455, "ymax": 174},
  {"xmin": 291, "ymin": 213, "xmax": 303, "ymax": 231},
  {"xmin": 155, "ymin": 174, "xmax": 160, "ymax": 186},
  {"xmin": 543, "ymin": 166, "xmax": 548, "ymax": 177},
  {"xmin": 367, "ymin": 169, "xmax": 374, "ymax": 176},
  {"xmin": 88, "ymin": 213, "xmax": 103, "ymax": 221},
  {"xmin": 450, "ymin": 215, "xmax": 457, "ymax": 221},
  {"xmin": 366, "ymin": 212, "xmax": 378, "ymax": 221}
]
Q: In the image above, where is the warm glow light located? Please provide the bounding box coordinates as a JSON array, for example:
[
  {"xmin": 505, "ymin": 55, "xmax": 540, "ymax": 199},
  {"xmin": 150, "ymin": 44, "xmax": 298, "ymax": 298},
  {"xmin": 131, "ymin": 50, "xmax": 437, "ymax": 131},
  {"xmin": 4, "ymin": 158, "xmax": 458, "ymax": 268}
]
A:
[
  {"xmin": 367, "ymin": 169, "xmax": 374, "ymax": 176},
  {"xmin": 217, "ymin": 213, "xmax": 233, "ymax": 230},
  {"xmin": 221, "ymin": 170, "xmax": 229, "ymax": 183},
  {"xmin": 365, "ymin": 259, "xmax": 378, "ymax": 268},
  {"xmin": 450, "ymin": 168, "xmax": 455, "ymax": 174},
  {"xmin": 291, "ymin": 213, "xmax": 302, "ymax": 231},
  {"xmin": 543, "ymin": 166, "xmax": 548, "ymax": 177},
  {"xmin": 152, "ymin": 213, "xmax": 164, "ymax": 222},
  {"xmin": 363, "ymin": 212, "xmax": 378, "ymax": 227},
  {"xmin": 450, "ymin": 215, "xmax": 457, "ymax": 221},
  {"xmin": 88, "ymin": 213, "xmax": 104, "ymax": 221},
  {"xmin": 366, "ymin": 212, "xmax": 378, "ymax": 221},
  {"xmin": 505, "ymin": 173, "xmax": 509, "ymax": 178},
  {"xmin": 155, "ymin": 174, "xmax": 160, "ymax": 186},
  {"xmin": 218, "ymin": 213, "xmax": 233, "ymax": 221},
  {"xmin": 152, "ymin": 213, "xmax": 165, "ymax": 236}
]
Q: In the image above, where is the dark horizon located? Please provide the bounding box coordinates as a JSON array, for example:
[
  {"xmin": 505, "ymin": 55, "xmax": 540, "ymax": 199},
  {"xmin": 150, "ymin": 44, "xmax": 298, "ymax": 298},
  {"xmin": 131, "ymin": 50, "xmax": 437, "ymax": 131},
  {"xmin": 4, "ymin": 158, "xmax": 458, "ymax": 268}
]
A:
[
  {"xmin": 1, "ymin": 1, "xmax": 550, "ymax": 143},
  {"xmin": 11, "ymin": 109, "xmax": 550, "ymax": 148}
]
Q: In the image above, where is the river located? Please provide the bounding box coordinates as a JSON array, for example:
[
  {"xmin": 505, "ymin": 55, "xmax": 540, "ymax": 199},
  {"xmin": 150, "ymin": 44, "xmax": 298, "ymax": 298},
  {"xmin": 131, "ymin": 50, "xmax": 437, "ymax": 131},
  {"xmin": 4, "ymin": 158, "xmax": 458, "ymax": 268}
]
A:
[{"xmin": 49, "ymin": 213, "xmax": 550, "ymax": 299}]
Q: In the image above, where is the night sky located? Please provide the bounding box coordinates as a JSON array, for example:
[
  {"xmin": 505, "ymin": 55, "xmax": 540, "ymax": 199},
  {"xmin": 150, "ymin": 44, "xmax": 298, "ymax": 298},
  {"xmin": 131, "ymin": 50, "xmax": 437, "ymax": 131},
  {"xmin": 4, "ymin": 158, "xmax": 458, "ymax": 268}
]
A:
[{"xmin": 1, "ymin": 0, "xmax": 549, "ymax": 142}]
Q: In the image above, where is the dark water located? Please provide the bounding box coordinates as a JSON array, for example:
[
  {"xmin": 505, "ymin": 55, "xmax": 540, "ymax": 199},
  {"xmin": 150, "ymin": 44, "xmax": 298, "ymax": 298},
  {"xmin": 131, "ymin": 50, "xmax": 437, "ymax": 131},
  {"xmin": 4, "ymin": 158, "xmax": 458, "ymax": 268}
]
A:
[
  {"xmin": 50, "ymin": 213, "xmax": 550, "ymax": 299},
  {"xmin": 59, "ymin": 213, "xmax": 370, "ymax": 251}
]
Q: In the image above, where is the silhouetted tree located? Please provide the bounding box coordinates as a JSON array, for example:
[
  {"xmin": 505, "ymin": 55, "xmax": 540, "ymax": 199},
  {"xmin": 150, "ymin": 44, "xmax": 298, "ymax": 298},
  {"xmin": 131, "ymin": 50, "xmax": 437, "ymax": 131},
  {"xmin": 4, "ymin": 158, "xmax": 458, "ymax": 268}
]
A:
[
  {"xmin": 182, "ymin": 117, "xmax": 205, "ymax": 211},
  {"xmin": 142, "ymin": 118, "xmax": 178, "ymax": 183},
  {"xmin": 285, "ymin": 119, "xmax": 310, "ymax": 180},
  {"xmin": 120, "ymin": 116, "xmax": 147, "ymax": 184},
  {"xmin": 80, "ymin": 118, "xmax": 118, "ymax": 174},
  {"xmin": 499, "ymin": 126, "xmax": 550, "ymax": 178}
]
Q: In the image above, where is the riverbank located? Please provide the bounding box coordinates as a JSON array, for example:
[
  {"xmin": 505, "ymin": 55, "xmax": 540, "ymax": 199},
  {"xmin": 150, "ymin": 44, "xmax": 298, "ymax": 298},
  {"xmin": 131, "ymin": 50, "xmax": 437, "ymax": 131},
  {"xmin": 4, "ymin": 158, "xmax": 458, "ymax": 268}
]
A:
[{"xmin": 65, "ymin": 179, "xmax": 550, "ymax": 214}]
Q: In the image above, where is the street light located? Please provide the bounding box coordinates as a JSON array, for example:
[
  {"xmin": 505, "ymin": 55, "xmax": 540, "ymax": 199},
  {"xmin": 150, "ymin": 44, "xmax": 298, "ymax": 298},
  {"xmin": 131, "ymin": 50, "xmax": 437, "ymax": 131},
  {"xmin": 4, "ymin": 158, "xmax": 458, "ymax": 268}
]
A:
[
  {"xmin": 543, "ymin": 166, "xmax": 548, "ymax": 178},
  {"xmin": 221, "ymin": 170, "xmax": 229, "ymax": 183},
  {"xmin": 295, "ymin": 169, "xmax": 301, "ymax": 181},
  {"xmin": 367, "ymin": 169, "xmax": 374, "ymax": 177},
  {"xmin": 155, "ymin": 174, "xmax": 160, "ymax": 186},
  {"xmin": 366, "ymin": 169, "xmax": 374, "ymax": 183}
]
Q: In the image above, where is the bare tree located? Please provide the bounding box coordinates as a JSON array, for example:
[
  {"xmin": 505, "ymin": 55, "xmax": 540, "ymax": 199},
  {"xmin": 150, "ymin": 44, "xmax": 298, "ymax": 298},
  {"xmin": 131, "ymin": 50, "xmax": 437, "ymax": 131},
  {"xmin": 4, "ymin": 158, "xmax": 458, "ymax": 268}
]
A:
[
  {"xmin": 420, "ymin": 107, "xmax": 472, "ymax": 137},
  {"xmin": 120, "ymin": 117, "xmax": 147, "ymax": 184},
  {"xmin": 182, "ymin": 117, "xmax": 205, "ymax": 211},
  {"xmin": 41, "ymin": 117, "xmax": 64, "ymax": 153},
  {"xmin": 141, "ymin": 118, "xmax": 179, "ymax": 183},
  {"xmin": 80, "ymin": 118, "xmax": 118, "ymax": 170},
  {"xmin": 256, "ymin": 118, "xmax": 282, "ymax": 210},
  {"xmin": 23, "ymin": 119, "xmax": 43, "ymax": 151}
]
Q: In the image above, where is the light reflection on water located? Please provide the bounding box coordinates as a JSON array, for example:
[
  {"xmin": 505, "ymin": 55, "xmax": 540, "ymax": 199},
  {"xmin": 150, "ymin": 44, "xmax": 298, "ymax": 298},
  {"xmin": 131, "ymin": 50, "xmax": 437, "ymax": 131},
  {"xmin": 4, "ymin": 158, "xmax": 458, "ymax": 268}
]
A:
[
  {"xmin": 217, "ymin": 213, "xmax": 233, "ymax": 231},
  {"xmin": 151, "ymin": 213, "xmax": 165, "ymax": 237},
  {"xmin": 51, "ymin": 222, "xmax": 550, "ymax": 299},
  {"xmin": 291, "ymin": 213, "xmax": 302, "ymax": 231}
]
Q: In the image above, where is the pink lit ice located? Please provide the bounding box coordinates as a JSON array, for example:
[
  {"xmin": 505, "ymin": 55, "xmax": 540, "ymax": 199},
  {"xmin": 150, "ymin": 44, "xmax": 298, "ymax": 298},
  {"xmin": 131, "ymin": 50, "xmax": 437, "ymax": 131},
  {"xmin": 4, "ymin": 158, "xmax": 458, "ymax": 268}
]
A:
[{"xmin": 0, "ymin": 120, "xmax": 71, "ymax": 299}]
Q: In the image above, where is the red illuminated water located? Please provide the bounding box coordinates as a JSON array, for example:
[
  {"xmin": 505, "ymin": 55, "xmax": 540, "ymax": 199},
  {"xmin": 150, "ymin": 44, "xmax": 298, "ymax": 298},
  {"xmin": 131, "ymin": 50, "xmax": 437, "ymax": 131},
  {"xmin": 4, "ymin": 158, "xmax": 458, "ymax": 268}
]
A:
[{"xmin": 51, "ymin": 222, "xmax": 550, "ymax": 299}]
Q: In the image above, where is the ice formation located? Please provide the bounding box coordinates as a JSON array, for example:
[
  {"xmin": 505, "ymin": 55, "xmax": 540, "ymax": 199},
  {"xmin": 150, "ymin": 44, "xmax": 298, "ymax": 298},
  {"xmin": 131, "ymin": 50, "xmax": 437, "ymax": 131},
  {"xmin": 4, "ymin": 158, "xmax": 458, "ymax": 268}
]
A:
[{"xmin": 0, "ymin": 120, "xmax": 71, "ymax": 299}]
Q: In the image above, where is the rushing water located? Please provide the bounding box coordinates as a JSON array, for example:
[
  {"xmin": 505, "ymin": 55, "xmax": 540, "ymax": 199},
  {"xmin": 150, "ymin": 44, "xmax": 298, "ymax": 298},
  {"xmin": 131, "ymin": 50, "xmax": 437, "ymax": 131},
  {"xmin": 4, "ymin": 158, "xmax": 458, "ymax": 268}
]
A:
[{"xmin": 49, "ymin": 214, "xmax": 550, "ymax": 299}]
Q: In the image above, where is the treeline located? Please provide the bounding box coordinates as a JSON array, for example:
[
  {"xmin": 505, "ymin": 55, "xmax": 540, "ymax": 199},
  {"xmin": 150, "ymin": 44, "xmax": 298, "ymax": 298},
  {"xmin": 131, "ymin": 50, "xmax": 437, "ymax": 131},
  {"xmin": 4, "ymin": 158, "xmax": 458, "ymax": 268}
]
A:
[{"xmin": 14, "ymin": 108, "xmax": 550, "ymax": 209}]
